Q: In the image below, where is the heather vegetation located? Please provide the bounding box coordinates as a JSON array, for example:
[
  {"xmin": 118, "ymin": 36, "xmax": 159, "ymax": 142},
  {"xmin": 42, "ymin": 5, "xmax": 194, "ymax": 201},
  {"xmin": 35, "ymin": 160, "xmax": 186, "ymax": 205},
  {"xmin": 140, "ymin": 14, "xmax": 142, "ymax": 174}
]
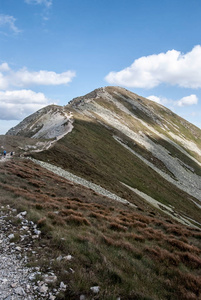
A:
[
  {"xmin": 0, "ymin": 159, "xmax": 201, "ymax": 299},
  {"xmin": 2, "ymin": 87, "xmax": 201, "ymax": 299}
]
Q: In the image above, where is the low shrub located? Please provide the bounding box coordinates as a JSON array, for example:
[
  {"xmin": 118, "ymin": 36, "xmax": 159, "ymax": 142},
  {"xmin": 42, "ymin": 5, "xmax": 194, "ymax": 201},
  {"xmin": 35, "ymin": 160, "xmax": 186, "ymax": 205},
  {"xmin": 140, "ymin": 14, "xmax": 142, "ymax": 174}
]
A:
[
  {"xmin": 167, "ymin": 238, "xmax": 200, "ymax": 253},
  {"xmin": 145, "ymin": 246, "xmax": 180, "ymax": 266},
  {"xmin": 178, "ymin": 252, "xmax": 201, "ymax": 269},
  {"xmin": 60, "ymin": 209, "xmax": 83, "ymax": 217},
  {"xmin": 125, "ymin": 232, "xmax": 145, "ymax": 242},
  {"xmin": 65, "ymin": 215, "xmax": 91, "ymax": 226},
  {"xmin": 109, "ymin": 222, "xmax": 127, "ymax": 232},
  {"xmin": 47, "ymin": 212, "xmax": 66, "ymax": 226}
]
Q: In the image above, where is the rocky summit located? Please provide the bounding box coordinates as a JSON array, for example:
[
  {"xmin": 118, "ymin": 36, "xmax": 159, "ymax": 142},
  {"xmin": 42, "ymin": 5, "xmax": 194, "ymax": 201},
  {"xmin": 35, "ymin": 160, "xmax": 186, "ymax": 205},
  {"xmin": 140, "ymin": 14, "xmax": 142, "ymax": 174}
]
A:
[{"xmin": 1, "ymin": 86, "xmax": 201, "ymax": 299}]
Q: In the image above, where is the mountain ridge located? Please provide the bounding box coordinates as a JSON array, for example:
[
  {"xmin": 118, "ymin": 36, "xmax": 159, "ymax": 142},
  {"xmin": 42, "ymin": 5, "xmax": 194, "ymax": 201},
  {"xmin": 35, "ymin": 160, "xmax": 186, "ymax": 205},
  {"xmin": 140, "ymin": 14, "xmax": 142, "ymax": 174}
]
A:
[
  {"xmin": 1, "ymin": 86, "xmax": 201, "ymax": 299},
  {"xmin": 5, "ymin": 86, "xmax": 201, "ymax": 228}
]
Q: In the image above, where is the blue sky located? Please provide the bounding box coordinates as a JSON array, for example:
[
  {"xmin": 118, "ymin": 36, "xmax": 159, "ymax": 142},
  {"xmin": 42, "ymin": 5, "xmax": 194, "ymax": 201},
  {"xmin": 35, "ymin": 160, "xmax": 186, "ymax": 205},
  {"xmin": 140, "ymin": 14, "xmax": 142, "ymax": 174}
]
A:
[{"xmin": 0, "ymin": 0, "xmax": 201, "ymax": 134}]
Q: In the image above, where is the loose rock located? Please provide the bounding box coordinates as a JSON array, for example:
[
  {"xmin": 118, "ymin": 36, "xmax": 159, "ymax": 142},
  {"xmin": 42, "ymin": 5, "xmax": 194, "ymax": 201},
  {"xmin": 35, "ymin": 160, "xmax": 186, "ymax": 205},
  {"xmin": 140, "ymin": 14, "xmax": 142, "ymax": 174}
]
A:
[{"xmin": 0, "ymin": 207, "xmax": 63, "ymax": 299}]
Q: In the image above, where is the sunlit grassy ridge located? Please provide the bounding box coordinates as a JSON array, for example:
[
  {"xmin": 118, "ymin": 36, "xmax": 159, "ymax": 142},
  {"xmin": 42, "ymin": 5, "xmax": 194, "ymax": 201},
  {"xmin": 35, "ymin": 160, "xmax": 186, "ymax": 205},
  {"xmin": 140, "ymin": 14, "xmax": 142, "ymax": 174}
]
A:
[
  {"xmin": 0, "ymin": 159, "xmax": 201, "ymax": 299},
  {"xmin": 106, "ymin": 86, "xmax": 201, "ymax": 145}
]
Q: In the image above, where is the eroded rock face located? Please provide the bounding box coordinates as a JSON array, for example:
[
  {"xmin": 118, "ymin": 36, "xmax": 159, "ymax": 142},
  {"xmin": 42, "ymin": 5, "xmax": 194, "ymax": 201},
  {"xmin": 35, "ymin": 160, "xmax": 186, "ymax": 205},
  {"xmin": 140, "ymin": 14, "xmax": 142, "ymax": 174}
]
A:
[{"xmin": 6, "ymin": 105, "xmax": 73, "ymax": 140}]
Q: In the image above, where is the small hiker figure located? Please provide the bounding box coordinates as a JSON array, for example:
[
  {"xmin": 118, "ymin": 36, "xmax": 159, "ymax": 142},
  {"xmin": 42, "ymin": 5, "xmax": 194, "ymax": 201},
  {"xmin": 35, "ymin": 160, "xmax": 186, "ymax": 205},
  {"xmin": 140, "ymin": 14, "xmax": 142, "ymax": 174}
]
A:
[
  {"xmin": 3, "ymin": 150, "xmax": 6, "ymax": 157},
  {"xmin": 10, "ymin": 151, "xmax": 13, "ymax": 156}
]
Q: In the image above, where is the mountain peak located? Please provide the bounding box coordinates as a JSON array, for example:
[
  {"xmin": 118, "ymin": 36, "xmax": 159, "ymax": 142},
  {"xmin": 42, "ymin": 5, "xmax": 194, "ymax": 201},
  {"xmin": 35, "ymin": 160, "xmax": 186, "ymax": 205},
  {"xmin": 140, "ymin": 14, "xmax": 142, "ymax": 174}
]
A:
[
  {"xmin": 7, "ymin": 86, "xmax": 200, "ymax": 207},
  {"xmin": 6, "ymin": 104, "xmax": 73, "ymax": 139},
  {"xmin": 2, "ymin": 86, "xmax": 201, "ymax": 299}
]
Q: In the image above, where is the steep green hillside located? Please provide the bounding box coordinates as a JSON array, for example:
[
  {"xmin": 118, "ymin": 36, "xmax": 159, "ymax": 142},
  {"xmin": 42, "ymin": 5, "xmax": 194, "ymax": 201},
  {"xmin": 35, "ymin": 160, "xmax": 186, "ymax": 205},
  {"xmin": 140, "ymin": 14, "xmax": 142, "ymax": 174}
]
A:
[{"xmin": 30, "ymin": 115, "xmax": 201, "ymax": 226}]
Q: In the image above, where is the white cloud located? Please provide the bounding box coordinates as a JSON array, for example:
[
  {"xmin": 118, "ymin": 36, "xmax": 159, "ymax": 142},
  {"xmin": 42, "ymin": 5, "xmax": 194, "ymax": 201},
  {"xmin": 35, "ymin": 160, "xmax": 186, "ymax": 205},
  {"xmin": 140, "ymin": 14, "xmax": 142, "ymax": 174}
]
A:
[
  {"xmin": 147, "ymin": 94, "xmax": 198, "ymax": 107},
  {"xmin": 0, "ymin": 73, "xmax": 8, "ymax": 90},
  {"xmin": 147, "ymin": 95, "xmax": 170, "ymax": 106},
  {"xmin": 0, "ymin": 63, "xmax": 75, "ymax": 122},
  {"xmin": 147, "ymin": 95, "xmax": 162, "ymax": 104},
  {"xmin": 0, "ymin": 89, "xmax": 51, "ymax": 120},
  {"xmin": 0, "ymin": 63, "xmax": 76, "ymax": 89},
  {"xmin": 0, "ymin": 14, "xmax": 21, "ymax": 34},
  {"xmin": 105, "ymin": 45, "xmax": 201, "ymax": 89},
  {"xmin": 0, "ymin": 63, "xmax": 10, "ymax": 72},
  {"xmin": 25, "ymin": 0, "xmax": 52, "ymax": 7},
  {"xmin": 176, "ymin": 94, "xmax": 198, "ymax": 107},
  {"xmin": 11, "ymin": 68, "xmax": 76, "ymax": 87}
]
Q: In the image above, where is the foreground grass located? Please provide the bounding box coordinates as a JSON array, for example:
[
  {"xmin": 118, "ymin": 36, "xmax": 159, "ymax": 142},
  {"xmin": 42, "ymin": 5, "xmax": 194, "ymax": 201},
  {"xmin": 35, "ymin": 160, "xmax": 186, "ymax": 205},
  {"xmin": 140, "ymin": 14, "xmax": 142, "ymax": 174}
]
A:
[{"xmin": 0, "ymin": 159, "xmax": 201, "ymax": 299}]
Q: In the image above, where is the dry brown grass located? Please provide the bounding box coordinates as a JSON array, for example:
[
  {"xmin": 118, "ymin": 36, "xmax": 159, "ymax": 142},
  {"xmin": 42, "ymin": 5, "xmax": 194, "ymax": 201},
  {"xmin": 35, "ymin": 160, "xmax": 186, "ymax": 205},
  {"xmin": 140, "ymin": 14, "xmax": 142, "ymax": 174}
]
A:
[
  {"xmin": 145, "ymin": 246, "xmax": 180, "ymax": 266},
  {"xmin": 167, "ymin": 238, "xmax": 200, "ymax": 253},
  {"xmin": 88, "ymin": 211, "xmax": 108, "ymax": 220},
  {"xmin": 59, "ymin": 209, "xmax": 83, "ymax": 217},
  {"xmin": 109, "ymin": 222, "xmax": 127, "ymax": 232},
  {"xmin": 138, "ymin": 227, "xmax": 166, "ymax": 240},
  {"xmin": 173, "ymin": 271, "xmax": 201, "ymax": 300},
  {"xmin": 65, "ymin": 215, "xmax": 91, "ymax": 226},
  {"xmin": 124, "ymin": 232, "xmax": 145, "ymax": 242},
  {"xmin": 177, "ymin": 252, "xmax": 201, "ymax": 269},
  {"xmin": 47, "ymin": 212, "xmax": 66, "ymax": 226},
  {"xmin": 0, "ymin": 159, "xmax": 201, "ymax": 299},
  {"xmin": 165, "ymin": 224, "xmax": 191, "ymax": 237},
  {"xmin": 37, "ymin": 217, "xmax": 47, "ymax": 227},
  {"xmin": 131, "ymin": 220, "xmax": 147, "ymax": 228}
]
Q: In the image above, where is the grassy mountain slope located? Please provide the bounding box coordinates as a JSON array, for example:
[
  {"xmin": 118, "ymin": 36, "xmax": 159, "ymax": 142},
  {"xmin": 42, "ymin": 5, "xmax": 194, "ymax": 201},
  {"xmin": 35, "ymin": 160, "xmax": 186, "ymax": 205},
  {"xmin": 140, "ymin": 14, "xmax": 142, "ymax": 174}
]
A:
[
  {"xmin": 30, "ymin": 116, "xmax": 201, "ymax": 226},
  {"xmin": 26, "ymin": 86, "xmax": 201, "ymax": 227},
  {"xmin": 2, "ymin": 86, "xmax": 201, "ymax": 298},
  {"xmin": 0, "ymin": 158, "xmax": 201, "ymax": 299}
]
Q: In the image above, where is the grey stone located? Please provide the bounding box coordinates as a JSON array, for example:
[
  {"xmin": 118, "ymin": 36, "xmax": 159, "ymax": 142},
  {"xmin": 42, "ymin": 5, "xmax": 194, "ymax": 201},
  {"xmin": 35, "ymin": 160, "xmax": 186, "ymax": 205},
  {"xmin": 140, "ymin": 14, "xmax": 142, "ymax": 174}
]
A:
[
  {"xmin": 15, "ymin": 286, "xmax": 26, "ymax": 296},
  {"xmin": 59, "ymin": 281, "xmax": 67, "ymax": 291},
  {"xmin": 21, "ymin": 211, "xmax": 27, "ymax": 216},
  {"xmin": 43, "ymin": 275, "xmax": 57, "ymax": 284},
  {"xmin": 56, "ymin": 255, "xmax": 63, "ymax": 261},
  {"xmin": 38, "ymin": 284, "xmax": 48, "ymax": 294},
  {"xmin": 63, "ymin": 255, "xmax": 72, "ymax": 261},
  {"xmin": 90, "ymin": 286, "xmax": 100, "ymax": 294},
  {"xmin": 8, "ymin": 234, "xmax": 14, "ymax": 240}
]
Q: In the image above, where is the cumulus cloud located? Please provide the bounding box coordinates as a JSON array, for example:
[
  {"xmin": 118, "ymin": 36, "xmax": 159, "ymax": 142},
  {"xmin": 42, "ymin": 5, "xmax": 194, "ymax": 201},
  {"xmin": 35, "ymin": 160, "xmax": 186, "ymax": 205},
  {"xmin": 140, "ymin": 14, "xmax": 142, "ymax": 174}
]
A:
[
  {"xmin": 0, "ymin": 73, "xmax": 8, "ymax": 90},
  {"xmin": 0, "ymin": 63, "xmax": 10, "ymax": 72},
  {"xmin": 0, "ymin": 89, "xmax": 51, "ymax": 120},
  {"xmin": 147, "ymin": 95, "xmax": 171, "ymax": 107},
  {"xmin": 147, "ymin": 95, "xmax": 163, "ymax": 104},
  {"xmin": 0, "ymin": 63, "xmax": 76, "ymax": 89},
  {"xmin": 105, "ymin": 45, "xmax": 201, "ymax": 89},
  {"xmin": 0, "ymin": 63, "xmax": 75, "ymax": 121},
  {"xmin": 147, "ymin": 94, "xmax": 198, "ymax": 107},
  {"xmin": 10, "ymin": 68, "xmax": 76, "ymax": 87},
  {"xmin": 0, "ymin": 14, "xmax": 21, "ymax": 34},
  {"xmin": 25, "ymin": 0, "xmax": 52, "ymax": 7},
  {"xmin": 176, "ymin": 94, "xmax": 198, "ymax": 107}
]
